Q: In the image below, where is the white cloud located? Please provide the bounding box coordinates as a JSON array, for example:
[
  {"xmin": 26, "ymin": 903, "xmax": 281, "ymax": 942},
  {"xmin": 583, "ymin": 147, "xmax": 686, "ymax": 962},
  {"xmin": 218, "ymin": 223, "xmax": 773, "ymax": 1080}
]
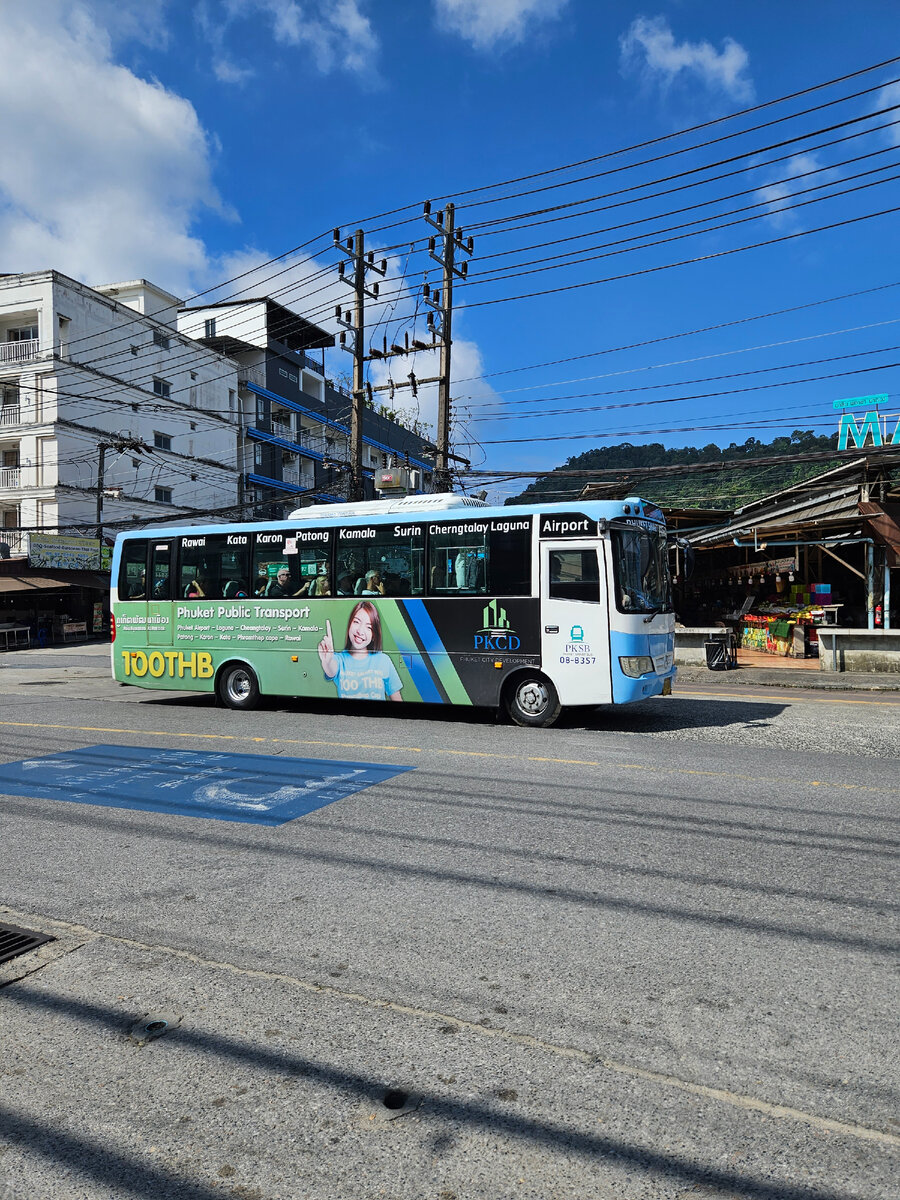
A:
[
  {"xmin": 0, "ymin": 1, "xmax": 222, "ymax": 293},
  {"xmin": 434, "ymin": 0, "xmax": 569, "ymax": 51},
  {"xmin": 620, "ymin": 15, "xmax": 754, "ymax": 103},
  {"xmin": 878, "ymin": 81, "xmax": 900, "ymax": 146},
  {"xmin": 87, "ymin": 0, "xmax": 172, "ymax": 48},
  {"xmin": 756, "ymin": 153, "xmax": 834, "ymax": 229},
  {"xmin": 206, "ymin": 0, "xmax": 379, "ymax": 82}
]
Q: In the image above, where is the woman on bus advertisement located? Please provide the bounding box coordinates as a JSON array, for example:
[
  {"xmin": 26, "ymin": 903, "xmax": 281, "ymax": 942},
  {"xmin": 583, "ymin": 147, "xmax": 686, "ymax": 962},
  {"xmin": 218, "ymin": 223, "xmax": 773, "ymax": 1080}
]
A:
[{"xmin": 317, "ymin": 600, "xmax": 403, "ymax": 702}]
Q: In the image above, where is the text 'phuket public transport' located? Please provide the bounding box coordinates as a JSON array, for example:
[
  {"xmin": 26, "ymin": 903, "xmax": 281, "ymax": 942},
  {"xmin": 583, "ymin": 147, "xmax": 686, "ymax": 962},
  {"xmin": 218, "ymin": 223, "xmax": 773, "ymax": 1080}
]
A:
[{"xmin": 110, "ymin": 493, "xmax": 676, "ymax": 727}]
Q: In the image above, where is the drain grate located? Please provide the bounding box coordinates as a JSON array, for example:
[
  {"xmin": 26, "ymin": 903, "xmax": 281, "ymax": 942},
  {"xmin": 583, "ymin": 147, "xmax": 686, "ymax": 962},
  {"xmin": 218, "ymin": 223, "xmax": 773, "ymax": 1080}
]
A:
[{"xmin": 0, "ymin": 922, "xmax": 54, "ymax": 966}]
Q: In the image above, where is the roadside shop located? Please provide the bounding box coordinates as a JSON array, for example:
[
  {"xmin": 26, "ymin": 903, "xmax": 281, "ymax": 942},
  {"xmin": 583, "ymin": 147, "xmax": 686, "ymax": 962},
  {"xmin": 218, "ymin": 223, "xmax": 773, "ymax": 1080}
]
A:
[
  {"xmin": 678, "ymin": 452, "xmax": 900, "ymax": 671},
  {"xmin": 0, "ymin": 534, "xmax": 110, "ymax": 648}
]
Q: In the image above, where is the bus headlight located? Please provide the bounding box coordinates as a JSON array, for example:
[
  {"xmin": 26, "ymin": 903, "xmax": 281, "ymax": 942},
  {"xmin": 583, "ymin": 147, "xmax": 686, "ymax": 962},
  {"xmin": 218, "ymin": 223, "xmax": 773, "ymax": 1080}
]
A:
[{"xmin": 619, "ymin": 655, "xmax": 654, "ymax": 677}]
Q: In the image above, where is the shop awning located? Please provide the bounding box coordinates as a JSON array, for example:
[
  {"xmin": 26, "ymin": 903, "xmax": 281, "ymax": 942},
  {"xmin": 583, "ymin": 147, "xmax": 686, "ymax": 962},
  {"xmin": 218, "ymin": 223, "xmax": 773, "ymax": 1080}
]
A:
[
  {"xmin": 0, "ymin": 570, "xmax": 109, "ymax": 593},
  {"xmin": 859, "ymin": 501, "xmax": 900, "ymax": 566}
]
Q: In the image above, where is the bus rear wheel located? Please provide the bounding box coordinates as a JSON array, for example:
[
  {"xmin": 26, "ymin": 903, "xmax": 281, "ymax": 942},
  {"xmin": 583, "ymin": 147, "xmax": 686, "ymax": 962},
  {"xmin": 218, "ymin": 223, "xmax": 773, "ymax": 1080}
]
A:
[
  {"xmin": 217, "ymin": 662, "xmax": 261, "ymax": 710},
  {"xmin": 504, "ymin": 674, "xmax": 561, "ymax": 728}
]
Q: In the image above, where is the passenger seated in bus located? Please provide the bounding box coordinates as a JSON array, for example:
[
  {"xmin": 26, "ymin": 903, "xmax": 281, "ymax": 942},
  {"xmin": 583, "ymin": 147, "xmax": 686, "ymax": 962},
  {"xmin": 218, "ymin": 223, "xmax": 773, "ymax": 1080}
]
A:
[
  {"xmin": 254, "ymin": 566, "xmax": 269, "ymax": 595},
  {"xmin": 336, "ymin": 573, "xmax": 355, "ymax": 595},
  {"xmin": 264, "ymin": 567, "xmax": 294, "ymax": 598},
  {"xmin": 184, "ymin": 573, "xmax": 213, "ymax": 599},
  {"xmin": 295, "ymin": 568, "xmax": 331, "ymax": 598},
  {"xmin": 360, "ymin": 570, "xmax": 385, "ymax": 596},
  {"xmin": 312, "ymin": 569, "xmax": 332, "ymax": 597},
  {"xmin": 129, "ymin": 570, "xmax": 147, "ymax": 599}
]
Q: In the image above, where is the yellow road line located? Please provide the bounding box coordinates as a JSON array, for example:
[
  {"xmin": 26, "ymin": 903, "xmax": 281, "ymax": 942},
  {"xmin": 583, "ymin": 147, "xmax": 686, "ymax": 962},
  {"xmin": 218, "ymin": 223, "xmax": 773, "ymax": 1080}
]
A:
[{"xmin": 0, "ymin": 719, "xmax": 896, "ymax": 795}]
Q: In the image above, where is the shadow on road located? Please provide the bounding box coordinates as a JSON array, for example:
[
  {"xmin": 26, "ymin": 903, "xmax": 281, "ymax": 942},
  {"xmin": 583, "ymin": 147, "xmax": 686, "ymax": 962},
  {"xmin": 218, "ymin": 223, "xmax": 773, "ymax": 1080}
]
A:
[
  {"xmin": 0, "ymin": 985, "xmax": 869, "ymax": 1200},
  {"xmin": 143, "ymin": 692, "xmax": 791, "ymax": 734}
]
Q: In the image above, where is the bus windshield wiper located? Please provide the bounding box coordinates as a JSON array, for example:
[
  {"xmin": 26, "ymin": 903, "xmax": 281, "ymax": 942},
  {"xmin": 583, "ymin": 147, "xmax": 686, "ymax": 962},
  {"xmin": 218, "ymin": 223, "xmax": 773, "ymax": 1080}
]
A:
[{"xmin": 642, "ymin": 608, "xmax": 661, "ymax": 623}]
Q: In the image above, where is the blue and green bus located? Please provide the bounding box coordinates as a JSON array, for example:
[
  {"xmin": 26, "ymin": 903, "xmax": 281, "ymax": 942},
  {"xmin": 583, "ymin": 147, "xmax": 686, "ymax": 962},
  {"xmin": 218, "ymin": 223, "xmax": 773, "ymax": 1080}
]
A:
[{"xmin": 110, "ymin": 494, "xmax": 675, "ymax": 726}]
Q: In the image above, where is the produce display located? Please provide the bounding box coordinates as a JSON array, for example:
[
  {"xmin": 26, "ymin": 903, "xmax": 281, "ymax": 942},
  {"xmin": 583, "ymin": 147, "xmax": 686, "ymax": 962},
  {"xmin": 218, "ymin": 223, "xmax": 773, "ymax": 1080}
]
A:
[{"xmin": 740, "ymin": 584, "xmax": 832, "ymax": 656}]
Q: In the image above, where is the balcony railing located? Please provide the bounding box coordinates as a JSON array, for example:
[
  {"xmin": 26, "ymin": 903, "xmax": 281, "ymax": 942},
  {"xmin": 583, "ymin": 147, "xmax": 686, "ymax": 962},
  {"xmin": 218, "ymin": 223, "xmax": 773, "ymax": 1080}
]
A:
[
  {"xmin": 0, "ymin": 340, "xmax": 39, "ymax": 365},
  {"xmin": 0, "ymin": 467, "xmax": 21, "ymax": 488},
  {"xmin": 237, "ymin": 363, "xmax": 265, "ymax": 390},
  {"xmin": 0, "ymin": 407, "xmax": 20, "ymax": 426},
  {"xmin": 297, "ymin": 351, "xmax": 323, "ymax": 375},
  {"xmin": 0, "ymin": 530, "xmax": 25, "ymax": 555}
]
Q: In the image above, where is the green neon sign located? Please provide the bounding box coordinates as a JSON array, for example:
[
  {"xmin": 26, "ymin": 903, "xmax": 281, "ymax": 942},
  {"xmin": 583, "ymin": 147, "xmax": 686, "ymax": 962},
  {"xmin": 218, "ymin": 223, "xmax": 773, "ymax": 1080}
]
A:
[{"xmin": 832, "ymin": 393, "xmax": 888, "ymax": 411}]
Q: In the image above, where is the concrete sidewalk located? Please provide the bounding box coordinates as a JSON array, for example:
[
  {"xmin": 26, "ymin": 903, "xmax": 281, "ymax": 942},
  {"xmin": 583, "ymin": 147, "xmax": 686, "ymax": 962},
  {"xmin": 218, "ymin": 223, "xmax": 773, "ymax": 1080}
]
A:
[
  {"xmin": 676, "ymin": 662, "xmax": 900, "ymax": 690},
  {"xmin": 0, "ymin": 639, "xmax": 193, "ymax": 703}
]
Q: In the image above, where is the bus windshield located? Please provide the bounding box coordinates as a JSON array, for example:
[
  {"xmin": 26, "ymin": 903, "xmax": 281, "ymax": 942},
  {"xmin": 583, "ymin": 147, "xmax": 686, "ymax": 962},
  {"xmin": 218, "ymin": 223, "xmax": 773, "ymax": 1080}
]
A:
[{"xmin": 612, "ymin": 526, "xmax": 671, "ymax": 614}]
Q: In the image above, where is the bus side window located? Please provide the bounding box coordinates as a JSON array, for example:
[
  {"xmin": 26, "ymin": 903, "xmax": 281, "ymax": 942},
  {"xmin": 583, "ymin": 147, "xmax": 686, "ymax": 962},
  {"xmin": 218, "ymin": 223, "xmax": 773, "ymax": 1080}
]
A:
[
  {"xmin": 297, "ymin": 546, "xmax": 331, "ymax": 596},
  {"xmin": 149, "ymin": 542, "xmax": 173, "ymax": 600},
  {"xmin": 119, "ymin": 539, "xmax": 149, "ymax": 600},
  {"xmin": 487, "ymin": 525, "xmax": 531, "ymax": 596},
  {"xmin": 176, "ymin": 533, "xmax": 251, "ymax": 602},
  {"xmin": 549, "ymin": 550, "xmax": 600, "ymax": 603},
  {"xmin": 334, "ymin": 526, "xmax": 423, "ymax": 597},
  {"xmin": 428, "ymin": 531, "xmax": 487, "ymax": 595}
]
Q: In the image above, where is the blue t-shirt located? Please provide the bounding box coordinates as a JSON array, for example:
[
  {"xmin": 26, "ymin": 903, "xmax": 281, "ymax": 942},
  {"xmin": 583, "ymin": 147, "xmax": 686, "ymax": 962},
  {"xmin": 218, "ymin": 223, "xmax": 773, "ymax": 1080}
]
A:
[{"xmin": 328, "ymin": 650, "xmax": 402, "ymax": 701}]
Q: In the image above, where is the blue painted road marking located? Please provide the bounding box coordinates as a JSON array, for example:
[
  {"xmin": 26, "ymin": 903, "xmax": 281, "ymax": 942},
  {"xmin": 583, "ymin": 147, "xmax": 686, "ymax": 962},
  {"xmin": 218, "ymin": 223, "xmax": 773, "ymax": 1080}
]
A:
[{"xmin": 0, "ymin": 745, "xmax": 414, "ymax": 825}]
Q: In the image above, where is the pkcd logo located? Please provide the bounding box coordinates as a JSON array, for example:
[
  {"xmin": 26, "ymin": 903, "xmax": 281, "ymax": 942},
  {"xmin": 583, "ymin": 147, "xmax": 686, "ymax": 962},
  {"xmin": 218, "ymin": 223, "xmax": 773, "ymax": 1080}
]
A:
[{"xmin": 475, "ymin": 599, "xmax": 521, "ymax": 651}]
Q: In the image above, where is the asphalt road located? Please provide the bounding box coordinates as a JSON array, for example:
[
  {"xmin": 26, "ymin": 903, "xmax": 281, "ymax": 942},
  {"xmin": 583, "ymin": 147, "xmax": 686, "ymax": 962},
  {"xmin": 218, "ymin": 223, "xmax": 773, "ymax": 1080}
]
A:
[{"xmin": 0, "ymin": 651, "xmax": 897, "ymax": 1199}]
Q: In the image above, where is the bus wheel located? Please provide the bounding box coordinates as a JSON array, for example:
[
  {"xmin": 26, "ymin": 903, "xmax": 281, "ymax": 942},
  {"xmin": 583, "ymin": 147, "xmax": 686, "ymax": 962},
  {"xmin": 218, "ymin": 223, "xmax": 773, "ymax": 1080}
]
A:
[
  {"xmin": 217, "ymin": 663, "xmax": 261, "ymax": 710},
  {"xmin": 504, "ymin": 674, "xmax": 561, "ymax": 728}
]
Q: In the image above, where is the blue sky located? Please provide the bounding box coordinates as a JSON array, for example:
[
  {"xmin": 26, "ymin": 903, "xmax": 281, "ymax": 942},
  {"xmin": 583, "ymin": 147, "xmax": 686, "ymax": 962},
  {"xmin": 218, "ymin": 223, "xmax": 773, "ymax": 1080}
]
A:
[{"xmin": 3, "ymin": 1, "xmax": 900, "ymax": 501}]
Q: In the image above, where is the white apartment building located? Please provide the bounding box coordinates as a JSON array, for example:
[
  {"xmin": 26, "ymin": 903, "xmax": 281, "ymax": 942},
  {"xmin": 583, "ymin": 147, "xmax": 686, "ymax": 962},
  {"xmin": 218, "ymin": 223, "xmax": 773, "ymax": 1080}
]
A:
[{"xmin": 0, "ymin": 271, "xmax": 241, "ymax": 554}]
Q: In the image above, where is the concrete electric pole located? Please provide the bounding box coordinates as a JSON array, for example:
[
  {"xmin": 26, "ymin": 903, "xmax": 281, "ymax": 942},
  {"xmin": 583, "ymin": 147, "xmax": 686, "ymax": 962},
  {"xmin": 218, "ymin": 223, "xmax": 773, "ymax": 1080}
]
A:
[
  {"xmin": 423, "ymin": 201, "xmax": 474, "ymax": 493},
  {"xmin": 96, "ymin": 436, "xmax": 150, "ymax": 543},
  {"xmin": 333, "ymin": 229, "xmax": 386, "ymax": 501}
]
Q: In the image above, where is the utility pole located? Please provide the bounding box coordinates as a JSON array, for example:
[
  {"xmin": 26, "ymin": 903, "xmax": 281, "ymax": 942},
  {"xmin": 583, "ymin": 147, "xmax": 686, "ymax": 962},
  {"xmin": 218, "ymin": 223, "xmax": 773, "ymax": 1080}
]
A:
[
  {"xmin": 363, "ymin": 202, "xmax": 475, "ymax": 494},
  {"xmin": 333, "ymin": 229, "xmax": 385, "ymax": 501},
  {"xmin": 96, "ymin": 436, "xmax": 149, "ymax": 543},
  {"xmin": 423, "ymin": 201, "xmax": 474, "ymax": 492},
  {"xmin": 95, "ymin": 443, "xmax": 107, "ymax": 540}
]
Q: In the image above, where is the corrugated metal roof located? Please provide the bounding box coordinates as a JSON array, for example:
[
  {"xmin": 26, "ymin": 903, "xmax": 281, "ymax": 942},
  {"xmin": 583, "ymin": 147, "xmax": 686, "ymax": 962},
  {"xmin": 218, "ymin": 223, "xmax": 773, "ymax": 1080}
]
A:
[{"xmin": 0, "ymin": 570, "xmax": 108, "ymax": 593}]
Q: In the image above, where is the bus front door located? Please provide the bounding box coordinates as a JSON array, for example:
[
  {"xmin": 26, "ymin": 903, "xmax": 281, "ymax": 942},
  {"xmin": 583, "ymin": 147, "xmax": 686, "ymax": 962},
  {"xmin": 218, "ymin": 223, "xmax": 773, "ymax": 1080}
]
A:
[
  {"xmin": 540, "ymin": 543, "xmax": 611, "ymax": 706},
  {"xmin": 147, "ymin": 539, "xmax": 175, "ymax": 646}
]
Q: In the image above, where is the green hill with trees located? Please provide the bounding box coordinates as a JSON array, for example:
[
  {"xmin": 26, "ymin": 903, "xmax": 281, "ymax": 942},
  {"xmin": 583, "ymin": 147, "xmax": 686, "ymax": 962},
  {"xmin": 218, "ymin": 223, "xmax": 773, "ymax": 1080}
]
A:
[{"xmin": 504, "ymin": 430, "xmax": 840, "ymax": 509}]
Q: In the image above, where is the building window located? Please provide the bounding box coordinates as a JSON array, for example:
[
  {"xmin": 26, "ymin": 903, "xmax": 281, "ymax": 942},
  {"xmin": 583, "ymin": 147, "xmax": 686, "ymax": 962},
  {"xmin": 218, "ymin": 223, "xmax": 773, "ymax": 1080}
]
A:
[
  {"xmin": 153, "ymin": 377, "xmax": 171, "ymax": 398},
  {"xmin": 7, "ymin": 325, "xmax": 38, "ymax": 342},
  {"xmin": 278, "ymin": 368, "xmax": 288, "ymax": 378},
  {"xmin": 153, "ymin": 431, "xmax": 172, "ymax": 451},
  {"xmin": 204, "ymin": 318, "xmax": 216, "ymax": 339},
  {"xmin": 190, "ymin": 422, "xmax": 196, "ymax": 431},
  {"xmin": 155, "ymin": 486, "xmax": 173, "ymax": 504},
  {"xmin": 228, "ymin": 389, "xmax": 236, "ymax": 415},
  {"xmin": 153, "ymin": 330, "xmax": 170, "ymax": 350}
]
